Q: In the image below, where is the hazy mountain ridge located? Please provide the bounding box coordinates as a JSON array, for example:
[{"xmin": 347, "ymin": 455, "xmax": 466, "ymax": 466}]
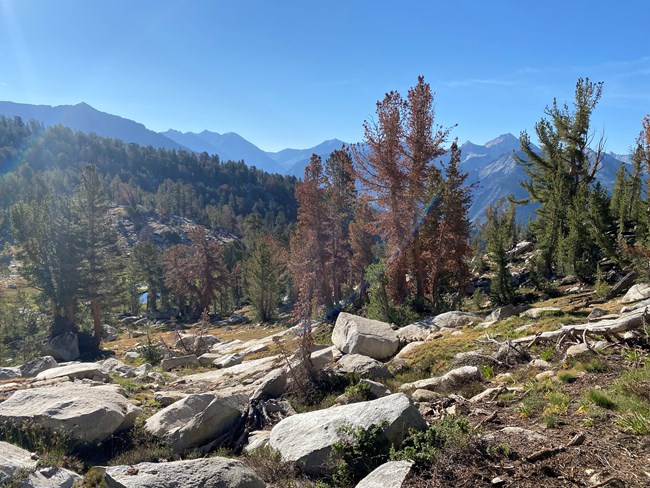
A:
[
  {"xmin": 0, "ymin": 101, "xmax": 184, "ymax": 151},
  {"xmin": 0, "ymin": 102, "xmax": 631, "ymax": 222}
]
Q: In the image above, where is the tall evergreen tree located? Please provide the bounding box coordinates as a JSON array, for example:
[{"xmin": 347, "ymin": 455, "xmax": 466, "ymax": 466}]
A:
[
  {"xmin": 483, "ymin": 199, "xmax": 515, "ymax": 306},
  {"xmin": 73, "ymin": 164, "xmax": 121, "ymax": 346},
  {"xmin": 11, "ymin": 196, "xmax": 79, "ymax": 335},
  {"xmin": 517, "ymin": 78, "xmax": 604, "ymax": 278},
  {"xmin": 245, "ymin": 236, "xmax": 287, "ymax": 322}
]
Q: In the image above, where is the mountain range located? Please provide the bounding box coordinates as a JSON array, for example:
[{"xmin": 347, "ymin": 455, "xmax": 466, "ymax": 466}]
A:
[{"xmin": 0, "ymin": 101, "xmax": 630, "ymax": 222}]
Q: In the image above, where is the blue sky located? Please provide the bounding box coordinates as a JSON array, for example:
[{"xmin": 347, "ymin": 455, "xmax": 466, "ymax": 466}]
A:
[{"xmin": 0, "ymin": 0, "xmax": 648, "ymax": 154}]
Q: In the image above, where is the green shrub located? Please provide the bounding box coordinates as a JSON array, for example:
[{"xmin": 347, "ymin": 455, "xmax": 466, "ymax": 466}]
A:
[
  {"xmin": 343, "ymin": 382, "xmax": 374, "ymax": 404},
  {"xmin": 330, "ymin": 421, "xmax": 390, "ymax": 487},
  {"xmin": 390, "ymin": 416, "xmax": 471, "ymax": 468}
]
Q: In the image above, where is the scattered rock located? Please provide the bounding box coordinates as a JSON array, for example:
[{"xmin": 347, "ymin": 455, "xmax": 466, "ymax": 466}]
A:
[
  {"xmin": 160, "ymin": 354, "xmax": 199, "ymax": 371},
  {"xmin": 18, "ymin": 356, "xmax": 58, "ymax": 378},
  {"xmin": 35, "ymin": 362, "xmax": 109, "ymax": 382},
  {"xmin": 332, "ymin": 313, "xmax": 399, "ymax": 360},
  {"xmin": 175, "ymin": 333, "xmax": 220, "ymax": 354},
  {"xmin": 399, "ymin": 366, "xmax": 480, "ymax": 393},
  {"xmin": 269, "ymin": 393, "xmax": 426, "ymax": 475},
  {"xmin": 506, "ymin": 240, "xmax": 533, "ymax": 259},
  {"xmin": 0, "ymin": 383, "xmax": 140, "ymax": 445},
  {"xmin": 42, "ymin": 332, "xmax": 79, "ymax": 361},
  {"xmin": 335, "ymin": 354, "xmax": 391, "ymax": 379},
  {"xmin": 529, "ymin": 359, "xmax": 552, "ymax": 369},
  {"xmin": 134, "ymin": 363, "xmax": 152, "ymax": 376},
  {"xmin": 103, "ymin": 324, "xmax": 119, "ymax": 342},
  {"xmin": 520, "ymin": 307, "xmax": 562, "ymax": 318},
  {"xmin": 250, "ymin": 366, "xmax": 290, "ymax": 401},
  {"xmin": 153, "ymin": 391, "xmax": 188, "ymax": 407},
  {"xmin": 620, "ymin": 283, "xmax": 650, "ymax": 303},
  {"xmin": 20, "ymin": 466, "xmax": 82, "ymax": 487},
  {"xmin": 486, "ymin": 304, "xmax": 517, "ymax": 322},
  {"xmin": 144, "ymin": 393, "xmax": 247, "ymax": 453},
  {"xmin": 432, "ymin": 311, "xmax": 481, "ymax": 329},
  {"xmin": 125, "ymin": 351, "xmax": 140, "ymax": 360},
  {"xmin": 587, "ymin": 307, "xmax": 606, "ymax": 320},
  {"xmin": 535, "ymin": 370, "xmax": 556, "ymax": 381},
  {"xmin": 565, "ymin": 343, "xmax": 592, "ymax": 360},
  {"xmin": 359, "ymin": 378, "xmax": 391, "ymax": 398},
  {"xmin": 396, "ymin": 324, "xmax": 431, "ymax": 343},
  {"xmin": 483, "ymin": 426, "xmax": 546, "ymax": 443},
  {"xmin": 197, "ymin": 353, "xmax": 221, "ymax": 366},
  {"xmin": 214, "ymin": 353, "xmax": 244, "ymax": 369},
  {"xmin": 244, "ymin": 430, "xmax": 271, "ymax": 453},
  {"xmin": 310, "ymin": 345, "xmax": 343, "ymax": 369},
  {"xmin": 104, "ymin": 457, "xmax": 265, "ymax": 488},
  {"xmin": 395, "ymin": 341, "xmax": 424, "ymax": 359},
  {"xmin": 0, "ymin": 441, "xmax": 37, "ymax": 484},
  {"xmin": 411, "ymin": 389, "xmax": 443, "ymax": 402},
  {"xmin": 355, "ymin": 460, "xmax": 414, "ymax": 488}
]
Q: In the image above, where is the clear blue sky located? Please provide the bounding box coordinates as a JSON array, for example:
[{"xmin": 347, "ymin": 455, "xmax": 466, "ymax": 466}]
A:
[{"xmin": 0, "ymin": 0, "xmax": 648, "ymax": 154}]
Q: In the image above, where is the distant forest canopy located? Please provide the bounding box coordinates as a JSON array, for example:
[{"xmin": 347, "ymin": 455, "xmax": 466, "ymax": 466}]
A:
[{"xmin": 0, "ymin": 116, "xmax": 298, "ymax": 236}]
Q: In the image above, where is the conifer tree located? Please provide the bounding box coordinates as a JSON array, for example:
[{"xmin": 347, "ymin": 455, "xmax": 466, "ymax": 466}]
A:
[
  {"xmin": 11, "ymin": 195, "xmax": 80, "ymax": 334},
  {"xmin": 324, "ymin": 148, "xmax": 356, "ymax": 303},
  {"xmin": 73, "ymin": 164, "xmax": 121, "ymax": 346},
  {"xmin": 432, "ymin": 140, "xmax": 472, "ymax": 308},
  {"xmin": 354, "ymin": 76, "xmax": 450, "ymax": 305},
  {"xmin": 245, "ymin": 235, "xmax": 287, "ymax": 322},
  {"xmin": 518, "ymin": 78, "xmax": 605, "ymax": 278},
  {"xmin": 290, "ymin": 155, "xmax": 331, "ymax": 319},
  {"xmin": 484, "ymin": 199, "xmax": 515, "ymax": 306}
]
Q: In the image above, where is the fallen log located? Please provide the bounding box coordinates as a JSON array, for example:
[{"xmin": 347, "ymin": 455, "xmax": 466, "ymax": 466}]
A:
[{"xmin": 512, "ymin": 308, "xmax": 649, "ymax": 347}]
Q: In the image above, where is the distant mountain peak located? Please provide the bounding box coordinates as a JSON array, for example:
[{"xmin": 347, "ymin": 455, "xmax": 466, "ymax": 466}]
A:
[{"xmin": 484, "ymin": 133, "xmax": 519, "ymax": 148}]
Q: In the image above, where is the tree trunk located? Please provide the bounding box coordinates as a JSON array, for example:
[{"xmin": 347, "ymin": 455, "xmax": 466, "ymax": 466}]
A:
[{"xmin": 91, "ymin": 298, "xmax": 102, "ymax": 348}]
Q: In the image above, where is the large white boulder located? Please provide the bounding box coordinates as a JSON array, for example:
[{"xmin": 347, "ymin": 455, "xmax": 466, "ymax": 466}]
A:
[
  {"xmin": 355, "ymin": 460, "xmax": 414, "ymax": 488},
  {"xmin": 144, "ymin": 393, "xmax": 247, "ymax": 453},
  {"xmin": 332, "ymin": 313, "xmax": 399, "ymax": 360},
  {"xmin": 432, "ymin": 311, "xmax": 481, "ymax": 329},
  {"xmin": 620, "ymin": 283, "xmax": 650, "ymax": 304},
  {"xmin": 310, "ymin": 345, "xmax": 343, "ymax": 369},
  {"xmin": 269, "ymin": 393, "xmax": 425, "ymax": 476},
  {"xmin": 34, "ymin": 362, "xmax": 109, "ymax": 382},
  {"xmin": 104, "ymin": 457, "xmax": 265, "ymax": 488},
  {"xmin": 335, "ymin": 354, "xmax": 391, "ymax": 379},
  {"xmin": 0, "ymin": 383, "xmax": 140, "ymax": 445}
]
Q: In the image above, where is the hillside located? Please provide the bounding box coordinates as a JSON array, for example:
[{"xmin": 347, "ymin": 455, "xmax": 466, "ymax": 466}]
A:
[{"xmin": 0, "ymin": 249, "xmax": 648, "ymax": 486}]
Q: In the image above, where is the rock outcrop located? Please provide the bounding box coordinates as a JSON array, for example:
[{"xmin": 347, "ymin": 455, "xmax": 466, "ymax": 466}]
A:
[
  {"xmin": 0, "ymin": 383, "xmax": 140, "ymax": 445},
  {"xmin": 104, "ymin": 457, "xmax": 265, "ymax": 488},
  {"xmin": 355, "ymin": 460, "xmax": 414, "ymax": 488},
  {"xmin": 41, "ymin": 332, "xmax": 79, "ymax": 361},
  {"xmin": 332, "ymin": 313, "xmax": 399, "ymax": 360},
  {"xmin": 269, "ymin": 393, "xmax": 425, "ymax": 475},
  {"xmin": 144, "ymin": 393, "xmax": 248, "ymax": 453}
]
